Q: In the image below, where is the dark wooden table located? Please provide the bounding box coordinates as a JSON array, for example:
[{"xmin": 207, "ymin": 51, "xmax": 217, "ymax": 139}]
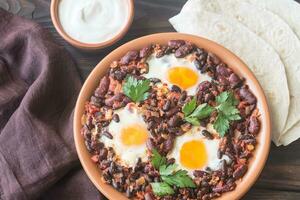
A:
[{"xmin": 2, "ymin": 0, "xmax": 300, "ymax": 199}]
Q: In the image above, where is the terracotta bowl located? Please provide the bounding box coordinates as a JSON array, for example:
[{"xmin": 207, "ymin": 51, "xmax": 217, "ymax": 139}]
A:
[
  {"xmin": 74, "ymin": 33, "xmax": 271, "ymax": 200},
  {"xmin": 50, "ymin": 0, "xmax": 134, "ymax": 50}
]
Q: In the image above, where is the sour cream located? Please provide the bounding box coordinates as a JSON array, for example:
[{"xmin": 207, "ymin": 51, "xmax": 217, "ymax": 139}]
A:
[{"xmin": 58, "ymin": 0, "xmax": 129, "ymax": 44}]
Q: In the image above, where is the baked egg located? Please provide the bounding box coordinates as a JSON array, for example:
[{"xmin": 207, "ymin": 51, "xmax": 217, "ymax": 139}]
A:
[
  {"xmin": 99, "ymin": 104, "xmax": 149, "ymax": 167},
  {"xmin": 144, "ymin": 54, "xmax": 212, "ymax": 95},
  {"xmin": 169, "ymin": 126, "xmax": 230, "ymax": 176}
]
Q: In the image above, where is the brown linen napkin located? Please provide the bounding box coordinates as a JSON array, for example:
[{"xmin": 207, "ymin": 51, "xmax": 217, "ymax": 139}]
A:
[{"xmin": 0, "ymin": 9, "xmax": 104, "ymax": 200}]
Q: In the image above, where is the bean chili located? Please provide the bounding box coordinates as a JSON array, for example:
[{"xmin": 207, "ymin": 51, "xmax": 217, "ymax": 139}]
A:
[{"xmin": 81, "ymin": 40, "xmax": 260, "ymax": 200}]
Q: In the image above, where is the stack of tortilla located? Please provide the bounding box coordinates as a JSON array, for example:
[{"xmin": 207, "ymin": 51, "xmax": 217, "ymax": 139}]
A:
[{"xmin": 169, "ymin": 0, "xmax": 300, "ymax": 146}]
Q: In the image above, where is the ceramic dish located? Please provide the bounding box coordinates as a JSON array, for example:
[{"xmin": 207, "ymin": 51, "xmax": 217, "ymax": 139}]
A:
[
  {"xmin": 73, "ymin": 33, "xmax": 271, "ymax": 199},
  {"xmin": 50, "ymin": 0, "xmax": 134, "ymax": 50}
]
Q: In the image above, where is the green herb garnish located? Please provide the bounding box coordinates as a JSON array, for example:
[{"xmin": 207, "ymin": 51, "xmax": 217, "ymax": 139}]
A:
[
  {"xmin": 182, "ymin": 97, "xmax": 214, "ymax": 126},
  {"xmin": 150, "ymin": 149, "xmax": 196, "ymax": 196},
  {"xmin": 159, "ymin": 164, "xmax": 178, "ymax": 176},
  {"xmin": 213, "ymin": 112, "xmax": 229, "ymax": 137},
  {"xmin": 182, "ymin": 96, "xmax": 197, "ymax": 116},
  {"xmin": 183, "ymin": 91, "xmax": 241, "ymax": 137},
  {"xmin": 214, "ymin": 91, "xmax": 241, "ymax": 136},
  {"xmin": 151, "ymin": 149, "xmax": 167, "ymax": 170},
  {"xmin": 161, "ymin": 169, "xmax": 196, "ymax": 188},
  {"xmin": 150, "ymin": 182, "xmax": 175, "ymax": 196},
  {"xmin": 122, "ymin": 76, "xmax": 150, "ymax": 102}
]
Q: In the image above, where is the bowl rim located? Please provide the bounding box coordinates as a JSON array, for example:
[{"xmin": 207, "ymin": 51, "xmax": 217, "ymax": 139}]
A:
[
  {"xmin": 74, "ymin": 32, "xmax": 271, "ymax": 200},
  {"xmin": 50, "ymin": 0, "xmax": 134, "ymax": 50}
]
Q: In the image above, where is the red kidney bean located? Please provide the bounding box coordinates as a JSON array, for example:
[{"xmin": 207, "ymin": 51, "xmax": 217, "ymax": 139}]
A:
[
  {"xmin": 120, "ymin": 50, "xmax": 139, "ymax": 65},
  {"xmin": 229, "ymin": 73, "xmax": 242, "ymax": 88},
  {"xmin": 102, "ymin": 131, "xmax": 113, "ymax": 139},
  {"xmin": 171, "ymin": 85, "xmax": 181, "ymax": 93},
  {"xmin": 90, "ymin": 96, "xmax": 103, "ymax": 107},
  {"xmin": 216, "ymin": 63, "xmax": 230, "ymax": 77},
  {"xmin": 165, "ymin": 107, "xmax": 180, "ymax": 117},
  {"xmin": 175, "ymin": 43, "xmax": 194, "ymax": 58},
  {"xmin": 111, "ymin": 70, "xmax": 126, "ymax": 81},
  {"xmin": 239, "ymin": 87, "xmax": 257, "ymax": 105},
  {"xmin": 99, "ymin": 75, "xmax": 110, "ymax": 93},
  {"xmin": 167, "ymin": 115, "xmax": 182, "ymax": 127},
  {"xmin": 168, "ymin": 40, "xmax": 186, "ymax": 49},
  {"xmin": 193, "ymin": 170, "xmax": 208, "ymax": 177},
  {"xmin": 248, "ymin": 116, "xmax": 260, "ymax": 135},
  {"xmin": 112, "ymin": 114, "xmax": 120, "ymax": 122},
  {"xmin": 197, "ymin": 81, "xmax": 211, "ymax": 92},
  {"xmin": 139, "ymin": 46, "xmax": 152, "ymax": 58},
  {"xmin": 233, "ymin": 165, "xmax": 247, "ymax": 179},
  {"xmin": 163, "ymin": 137, "xmax": 175, "ymax": 152},
  {"xmin": 202, "ymin": 130, "xmax": 213, "ymax": 140},
  {"xmin": 207, "ymin": 52, "xmax": 221, "ymax": 65},
  {"xmin": 146, "ymin": 138, "xmax": 155, "ymax": 151},
  {"xmin": 104, "ymin": 93, "xmax": 125, "ymax": 107},
  {"xmin": 149, "ymin": 78, "xmax": 161, "ymax": 84},
  {"xmin": 99, "ymin": 148, "xmax": 108, "ymax": 161},
  {"xmin": 179, "ymin": 91, "xmax": 187, "ymax": 103}
]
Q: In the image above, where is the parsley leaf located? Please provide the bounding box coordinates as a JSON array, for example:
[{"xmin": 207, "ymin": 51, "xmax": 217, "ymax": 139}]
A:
[
  {"xmin": 150, "ymin": 150, "xmax": 196, "ymax": 196},
  {"xmin": 162, "ymin": 170, "xmax": 196, "ymax": 188},
  {"xmin": 122, "ymin": 76, "xmax": 150, "ymax": 102},
  {"xmin": 182, "ymin": 91, "xmax": 240, "ymax": 137},
  {"xmin": 183, "ymin": 97, "xmax": 214, "ymax": 125},
  {"xmin": 184, "ymin": 116, "xmax": 200, "ymax": 126},
  {"xmin": 216, "ymin": 91, "xmax": 238, "ymax": 106},
  {"xmin": 190, "ymin": 103, "xmax": 214, "ymax": 119},
  {"xmin": 216, "ymin": 91, "xmax": 228, "ymax": 104},
  {"xmin": 159, "ymin": 164, "xmax": 178, "ymax": 176},
  {"xmin": 227, "ymin": 114, "xmax": 242, "ymax": 121},
  {"xmin": 150, "ymin": 182, "xmax": 175, "ymax": 196},
  {"xmin": 213, "ymin": 113, "xmax": 230, "ymax": 137},
  {"xmin": 217, "ymin": 102, "xmax": 239, "ymax": 116},
  {"xmin": 214, "ymin": 91, "xmax": 241, "ymax": 137},
  {"xmin": 182, "ymin": 97, "xmax": 197, "ymax": 116},
  {"xmin": 151, "ymin": 149, "xmax": 167, "ymax": 170}
]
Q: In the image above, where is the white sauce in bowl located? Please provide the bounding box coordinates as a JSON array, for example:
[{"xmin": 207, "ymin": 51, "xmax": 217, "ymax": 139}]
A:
[{"xmin": 58, "ymin": 0, "xmax": 129, "ymax": 44}]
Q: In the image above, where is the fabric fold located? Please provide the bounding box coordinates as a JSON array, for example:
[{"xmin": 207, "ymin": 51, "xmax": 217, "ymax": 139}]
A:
[{"xmin": 0, "ymin": 8, "xmax": 86, "ymax": 199}]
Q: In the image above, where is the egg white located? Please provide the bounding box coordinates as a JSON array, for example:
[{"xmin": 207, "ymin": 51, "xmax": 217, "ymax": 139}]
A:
[
  {"xmin": 169, "ymin": 126, "xmax": 230, "ymax": 176},
  {"xmin": 144, "ymin": 54, "xmax": 212, "ymax": 95},
  {"xmin": 99, "ymin": 104, "xmax": 149, "ymax": 167}
]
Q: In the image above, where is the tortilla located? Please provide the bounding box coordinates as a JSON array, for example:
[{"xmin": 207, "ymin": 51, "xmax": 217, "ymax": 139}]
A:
[
  {"xmin": 194, "ymin": 0, "xmax": 300, "ymax": 145},
  {"xmin": 169, "ymin": 0, "xmax": 290, "ymax": 145},
  {"xmin": 246, "ymin": 0, "xmax": 300, "ymax": 40},
  {"xmin": 245, "ymin": 0, "xmax": 300, "ymax": 145}
]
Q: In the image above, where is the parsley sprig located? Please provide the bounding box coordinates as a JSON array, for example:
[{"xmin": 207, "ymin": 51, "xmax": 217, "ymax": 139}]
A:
[
  {"xmin": 151, "ymin": 148, "xmax": 167, "ymax": 170},
  {"xmin": 150, "ymin": 149, "xmax": 196, "ymax": 196},
  {"xmin": 182, "ymin": 91, "xmax": 241, "ymax": 137},
  {"xmin": 182, "ymin": 97, "xmax": 214, "ymax": 126},
  {"xmin": 122, "ymin": 76, "xmax": 150, "ymax": 102},
  {"xmin": 150, "ymin": 182, "xmax": 174, "ymax": 196},
  {"xmin": 214, "ymin": 91, "xmax": 241, "ymax": 136}
]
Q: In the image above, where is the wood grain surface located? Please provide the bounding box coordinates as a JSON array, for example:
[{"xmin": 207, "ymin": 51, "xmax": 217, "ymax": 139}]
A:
[{"xmin": 1, "ymin": 0, "xmax": 300, "ymax": 199}]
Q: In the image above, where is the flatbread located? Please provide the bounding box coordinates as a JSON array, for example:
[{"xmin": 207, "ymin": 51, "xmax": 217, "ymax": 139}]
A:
[
  {"xmin": 245, "ymin": 0, "xmax": 300, "ymax": 146},
  {"xmin": 169, "ymin": 0, "xmax": 290, "ymax": 145},
  {"xmin": 194, "ymin": 0, "xmax": 300, "ymax": 144},
  {"xmin": 280, "ymin": 123, "xmax": 300, "ymax": 145},
  {"xmin": 246, "ymin": 0, "xmax": 300, "ymax": 40}
]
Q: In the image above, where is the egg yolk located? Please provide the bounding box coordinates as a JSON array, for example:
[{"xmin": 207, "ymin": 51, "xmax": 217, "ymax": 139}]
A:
[
  {"xmin": 167, "ymin": 67, "xmax": 199, "ymax": 90},
  {"xmin": 180, "ymin": 140, "xmax": 207, "ymax": 169},
  {"xmin": 121, "ymin": 124, "xmax": 148, "ymax": 146}
]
